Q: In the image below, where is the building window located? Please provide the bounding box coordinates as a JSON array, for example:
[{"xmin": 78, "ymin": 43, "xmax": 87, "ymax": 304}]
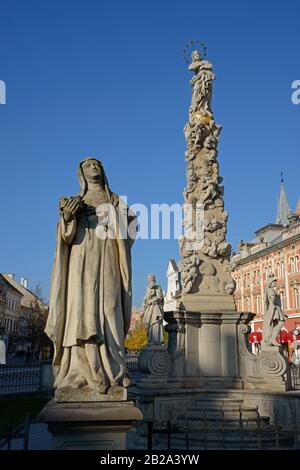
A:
[
  {"xmin": 281, "ymin": 261, "xmax": 285, "ymax": 277},
  {"xmin": 296, "ymin": 256, "xmax": 299, "ymax": 273},
  {"xmin": 294, "ymin": 288, "xmax": 300, "ymax": 309},
  {"xmin": 257, "ymin": 270, "xmax": 261, "ymax": 284},
  {"xmin": 253, "ymin": 271, "xmax": 256, "ymax": 285},
  {"xmin": 268, "ymin": 266, "xmax": 272, "ymax": 275},
  {"xmin": 256, "ymin": 296, "xmax": 261, "ymax": 314},
  {"xmin": 243, "ymin": 274, "xmax": 246, "ymax": 288},
  {"xmin": 280, "ymin": 291, "xmax": 286, "ymax": 310},
  {"xmin": 277, "ymin": 263, "xmax": 281, "ymax": 278},
  {"xmin": 247, "ymin": 273, "xmax": 250, "ymax": 287},
  {"xmin": 291, "ymin": 257, "xmax": 295, "ymax": 274}
]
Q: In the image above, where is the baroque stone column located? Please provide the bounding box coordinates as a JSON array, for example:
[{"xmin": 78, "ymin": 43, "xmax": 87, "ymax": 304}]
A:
[
  {"xmin": 179, "ymin": 49, "xmax": 235, "ymax": 312},
  {"xmin": 163, "ymin": 49, "xmax": 291, "ymax": 392},
  {"xmin": 162, "ymin": 49, "xmax": 239, "ymax": 387}
]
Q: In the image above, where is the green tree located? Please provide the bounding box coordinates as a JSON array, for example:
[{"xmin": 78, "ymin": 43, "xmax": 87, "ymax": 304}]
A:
[{"xmin": 125, "ymin": 323, "xmax": 147, "ymax": 351}]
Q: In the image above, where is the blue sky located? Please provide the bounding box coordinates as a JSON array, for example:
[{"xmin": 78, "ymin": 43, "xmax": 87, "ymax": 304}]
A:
[{"xmin": 0, "ymin": 0, "xmax": 299, "ymax": 306}]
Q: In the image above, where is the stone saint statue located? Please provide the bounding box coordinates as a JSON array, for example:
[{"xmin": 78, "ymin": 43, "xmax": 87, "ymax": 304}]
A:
[
  {"xmin": 262, "ymin": 275, "xmax": 287, "ymax": 348},
  {"xmin": 188, "ymin": 49, "xmax": 215, "ymax": 116},
  {"xmin": 45, "ymin": 158, "xmax": 136, "ymax": 397},
  {"xmin": 142, "ymin": 275, "xmax": 164, "ymax": 345}
]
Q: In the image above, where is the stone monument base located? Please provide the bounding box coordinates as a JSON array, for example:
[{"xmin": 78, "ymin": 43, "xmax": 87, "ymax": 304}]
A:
[
  {"xmin": 131, "ymin": 385, "xmax": 300, "ymax": 449},
  {"xmin": 55, "ymin": 385, "xmax": 126, "ymax": 402},
  {"xmin": 39, "ymin": 399, "xmax": 142, "ymax": 450}
]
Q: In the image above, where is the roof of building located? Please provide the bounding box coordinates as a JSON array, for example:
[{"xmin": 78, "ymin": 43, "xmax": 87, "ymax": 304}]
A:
[
  {"xmin": 276, "ymin": 175, "xmax": 291, "ymax": 226},
  {"xmin": 167, "ymin": 258, "xmax": 179, "ymax": 274},
  {"xmin": 253, "ymin": 223, "xmax": 285, "ymax": 245},
  {"xmin": 0, "ymin": 273, "xmax": 23, "ymax": 297},
  {"xmin": 233, "ymin": 176, "xmax": 300, "ymax": 265},
  {"xmin": 2, "ymin": 274, "xmax": 47, "ymax": 310}
]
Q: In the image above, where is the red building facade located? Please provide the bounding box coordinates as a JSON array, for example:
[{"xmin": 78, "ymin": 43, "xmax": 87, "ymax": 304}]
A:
[{"xmin": 231, "ymin": 180, "xmax": 300, "ymax": 353}]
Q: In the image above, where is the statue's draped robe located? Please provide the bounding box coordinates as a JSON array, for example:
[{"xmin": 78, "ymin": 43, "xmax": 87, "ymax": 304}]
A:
[
  {"xmin": 143, "ymin": 285, "xmax": 164, "ymax": 344},
  {"xmin": 262, "ymin": 286, "xmax": 286, "ymax": 343},
  {"xmin": 45, "ymin": 192, "xmax": 135, "ymax": 386}
]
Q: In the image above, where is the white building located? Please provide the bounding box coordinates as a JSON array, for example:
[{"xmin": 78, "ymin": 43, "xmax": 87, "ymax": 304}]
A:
[{"xmin": 164, "ymin": 258, "xmax": 181, "ymax": 311}]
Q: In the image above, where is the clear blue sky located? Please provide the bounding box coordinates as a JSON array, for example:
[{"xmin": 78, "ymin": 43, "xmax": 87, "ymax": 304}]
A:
[{"xmin": 0, "ymin": 0, "xmax": 299, "ymax": 306}]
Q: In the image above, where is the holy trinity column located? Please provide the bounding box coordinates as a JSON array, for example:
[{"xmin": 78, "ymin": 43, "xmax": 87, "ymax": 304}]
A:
[{"xmin": 179, "ymin": 49, "xmax": 235, "ymax": 312}]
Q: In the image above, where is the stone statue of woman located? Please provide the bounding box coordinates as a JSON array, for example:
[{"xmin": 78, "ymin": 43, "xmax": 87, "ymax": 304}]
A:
[
  {"xmin": 262, "ymin": 275, "xmax": 287, "ymax": 349},
  {"xmin": 45, "ymin": 158, "xmax": 136, "ymax": 399},
  {"xmin": 189, "ymin": 49, "xmax": 215, "ymax": 116},
  {"xmin": 142, "ymin": 274, "xmax": 164, "ymax": 345}
]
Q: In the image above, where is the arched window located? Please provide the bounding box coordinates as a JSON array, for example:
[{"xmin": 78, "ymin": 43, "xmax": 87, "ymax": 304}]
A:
[
  {"xmin": 295, "ymin": 256, "xmax": 299, "ymax": 273},
  {"xmin": 268, "ymin": 266, "xmax": 272, "ymax": 275},
  {"xmin": 281, "ymin": 261, "xmax": 285, "ymax": 277},
  {"xmin": 280, "ymin": 290, "xmax": 286, "ymax": 310},
  {"xmin": 277, "ymin": 263, "xmax": 281, "ymax": 278},
  {"xmin": 256, "ymin": 296, "xmax": 261, "ymax": 314},
  {"xmin": 294, "ymin": 288, "xmax": 300, "ymax": 309},
  {"xmin": 291, "ymin": 257, "xmax": 295, "ymax": 274}
]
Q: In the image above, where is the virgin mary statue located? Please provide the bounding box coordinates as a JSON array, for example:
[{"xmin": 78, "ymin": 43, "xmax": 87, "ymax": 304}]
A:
[{"xmin": 45, "ymin": 158, "xmax": 136, "ymax": 396}]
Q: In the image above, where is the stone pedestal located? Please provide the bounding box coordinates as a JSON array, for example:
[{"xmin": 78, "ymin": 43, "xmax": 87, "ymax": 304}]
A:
[
  {"xmin": 164, "ymin": 309, "xmax": 291, "ymax": 391},
  {"xmin": 164, "ymin": 309, "xmax": 246, "ymax": 389},
  {"xmin": 39, "ymin": 400, "xmax": 142, "ymax": 450}
]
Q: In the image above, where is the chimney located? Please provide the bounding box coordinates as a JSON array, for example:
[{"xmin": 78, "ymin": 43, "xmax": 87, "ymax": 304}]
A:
[
  {"xmin": 6, "ymin": 273, "xmax": 15, "ymax": 279},
  {"xmin": 20, "ymin": 277, "xmax": 28, "ymax": 289}
]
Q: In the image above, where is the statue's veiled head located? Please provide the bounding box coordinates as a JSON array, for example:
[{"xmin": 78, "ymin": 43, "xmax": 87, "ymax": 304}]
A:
[
  {"xmin": 78, "ymin": 157, "xmax": 110, "ymax": 197},
  {"xmin": 148, "ymin": 274, "xmax": 156, "ymax": 287},
  {"xmin": 81, "ymin": 159, "xmax": 103, "ymax": 181},
  {"xmin": 191, "ymin": 49, "xmax": 201, "ymax": 62},
  {"xmin": 266, "ymin": 274, "xmax": 277, "ymax": 288}
]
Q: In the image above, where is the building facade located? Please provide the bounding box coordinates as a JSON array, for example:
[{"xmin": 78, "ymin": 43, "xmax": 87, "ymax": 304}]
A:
[
  {"xmin": 231, "ymin": 179, "xmax": 300, "ymax": 349},
  {"xmin": 164, "ymin": 258, "xmax": 181, "ymax": 312},
  {"xmin": 0, "ymin": 273, "xmax": 49, "ymax": 355},
  {"xmin": 164, "ymin": 179, "xmax": 300, "ymax": 356},
  {"xmin": 0, "ymin": 274, "xmax": 23, "ymax": 344}
]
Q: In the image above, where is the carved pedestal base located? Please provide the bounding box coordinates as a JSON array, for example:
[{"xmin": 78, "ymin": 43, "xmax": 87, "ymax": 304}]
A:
[
  {"xmin": 131, "ymin": 311, "xmax": 295, "ymax": 449},
  {"xmin": 39, "ymin": 400, "xmax": 142, "ymax": 450},
  {"xmin": 238, "ymin": 323, "xmax": 291, "ymax": 392},
  {"xmin": 178, "ymin": 292, "xmax": 236, "ymax": 313},
  {"xmin": 138, "ymin": 344, "xmax": 172, "ymax": 376},
  {"xmin": 164, "ymin": 309, "xmax": 245, "ymax": 387}
]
